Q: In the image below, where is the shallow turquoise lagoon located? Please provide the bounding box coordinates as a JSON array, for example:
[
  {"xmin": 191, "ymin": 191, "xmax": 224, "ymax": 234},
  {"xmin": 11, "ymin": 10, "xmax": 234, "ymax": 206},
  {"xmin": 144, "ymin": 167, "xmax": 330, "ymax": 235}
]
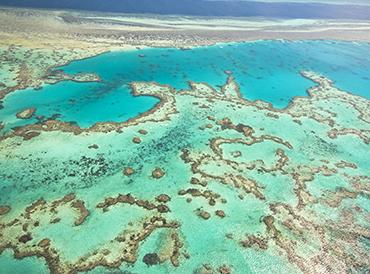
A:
[
  {"xmin": 1, "ymin": 40, "xmax": 370, "ymax": 132},
  {"xmin": 0, "ymin": 250, "xmax": 49, "ymax": 274}
]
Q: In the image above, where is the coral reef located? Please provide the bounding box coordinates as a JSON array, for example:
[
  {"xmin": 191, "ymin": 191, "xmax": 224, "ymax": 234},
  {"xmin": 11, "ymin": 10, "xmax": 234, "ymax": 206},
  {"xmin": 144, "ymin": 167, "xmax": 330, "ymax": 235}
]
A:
[
  {"xmin": 0, "ymin": 70, "xmax": 369, "ymax": 273},
  {"xmin": 16, "ymin": 108, "xmax": 36, "ymax": 119}
]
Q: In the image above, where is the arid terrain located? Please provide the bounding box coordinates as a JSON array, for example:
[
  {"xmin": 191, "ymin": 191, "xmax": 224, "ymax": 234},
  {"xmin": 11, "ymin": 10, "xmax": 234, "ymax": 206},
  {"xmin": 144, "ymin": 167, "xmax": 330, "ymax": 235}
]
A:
[{"xmin": 2, "ymin": 7, "xmax": 370, "ymax": 52}]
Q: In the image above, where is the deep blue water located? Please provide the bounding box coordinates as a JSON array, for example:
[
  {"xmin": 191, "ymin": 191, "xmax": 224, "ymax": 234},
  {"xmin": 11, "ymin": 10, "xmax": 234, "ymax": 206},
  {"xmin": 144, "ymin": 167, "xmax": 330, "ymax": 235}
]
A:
[
  {"xmin": 1, "ymin": 40, "xmax": 370, "ymax": 132},
  {"xmin": 1, "ymin": 0, "xmax": 370, "ymax": 20}
]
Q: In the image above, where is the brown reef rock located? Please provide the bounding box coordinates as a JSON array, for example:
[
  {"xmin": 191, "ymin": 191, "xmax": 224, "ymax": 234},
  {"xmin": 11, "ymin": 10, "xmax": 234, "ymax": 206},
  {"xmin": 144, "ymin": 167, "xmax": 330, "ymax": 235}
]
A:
[
  {"xmin": 156, "ymin": 194, "xmax": 171, "ymax": 203},
  {"xmin": 123, "ymin": 167, "xmax": 135, "ymax": 176},
  {"xmin": 0, "ymin": 205, "xmax": 11, "ymax": 215},
  {"xmin": 152, "ymin": 168, "xmax": 165, "ymax": 179},
  {"xmin": 197, "ymin": 210, "xmax": 211, "ymax": 220},
  {"xmin": 16, "ymin": 107, "xmax": 36, "ymax": 119},
  {"xmin": 215, "ymin": 210, "xmax": 226, "ymax": 218},
  {"xmin": 132, "ymin": 137, "xmax": 142, "ymax": 144}
]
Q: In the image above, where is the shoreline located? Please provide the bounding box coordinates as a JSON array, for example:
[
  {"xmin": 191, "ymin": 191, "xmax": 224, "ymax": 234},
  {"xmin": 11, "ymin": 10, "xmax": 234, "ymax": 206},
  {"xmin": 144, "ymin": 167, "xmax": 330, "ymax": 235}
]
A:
[{"xmin": 2, "ymin": 7, "xmax": 370, "ymax": 51}]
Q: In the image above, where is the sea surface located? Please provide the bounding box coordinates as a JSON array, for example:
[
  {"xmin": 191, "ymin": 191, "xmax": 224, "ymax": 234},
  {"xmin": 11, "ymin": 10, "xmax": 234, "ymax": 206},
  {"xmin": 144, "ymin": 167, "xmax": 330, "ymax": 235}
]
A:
[
  {"xmin": 2, "ymin": 0, "xmax": 370, "ymax": 19},
  {"xmin": 1, "ymin": 40, "xmax": 370, "ymax": 133}
]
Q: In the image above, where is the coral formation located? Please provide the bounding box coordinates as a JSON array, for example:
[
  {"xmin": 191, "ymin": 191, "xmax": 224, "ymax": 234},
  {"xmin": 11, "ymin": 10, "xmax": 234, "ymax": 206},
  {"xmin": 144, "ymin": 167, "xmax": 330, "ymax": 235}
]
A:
[{"xmin": 0, "ymin": 68, "xmax": 369, "ymax": 273}]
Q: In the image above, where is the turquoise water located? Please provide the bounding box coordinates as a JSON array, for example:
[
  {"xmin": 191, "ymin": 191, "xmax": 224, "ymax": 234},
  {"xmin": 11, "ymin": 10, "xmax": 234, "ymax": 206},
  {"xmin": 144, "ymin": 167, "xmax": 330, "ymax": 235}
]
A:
[
  {"xmin": 0, "ymin": 250, "xmax": 49, "ymax": 274},
  {"xmin": 1, "ymin": 40, "xmax": 370, "ymax": 132}
]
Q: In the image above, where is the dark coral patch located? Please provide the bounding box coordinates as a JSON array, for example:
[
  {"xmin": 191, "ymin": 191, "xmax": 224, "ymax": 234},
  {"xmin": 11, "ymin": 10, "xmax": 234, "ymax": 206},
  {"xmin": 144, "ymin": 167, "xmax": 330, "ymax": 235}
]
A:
[{"xmin": 143, "ymin": 253, "xmax": 160, "ymax": 266}]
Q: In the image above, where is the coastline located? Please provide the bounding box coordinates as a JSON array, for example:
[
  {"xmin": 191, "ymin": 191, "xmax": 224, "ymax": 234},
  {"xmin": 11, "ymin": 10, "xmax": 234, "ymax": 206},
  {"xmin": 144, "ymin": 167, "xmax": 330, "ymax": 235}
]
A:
[{"xmin": 2, "ymin": 7, "xmax": 370, "ymax": 51}]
